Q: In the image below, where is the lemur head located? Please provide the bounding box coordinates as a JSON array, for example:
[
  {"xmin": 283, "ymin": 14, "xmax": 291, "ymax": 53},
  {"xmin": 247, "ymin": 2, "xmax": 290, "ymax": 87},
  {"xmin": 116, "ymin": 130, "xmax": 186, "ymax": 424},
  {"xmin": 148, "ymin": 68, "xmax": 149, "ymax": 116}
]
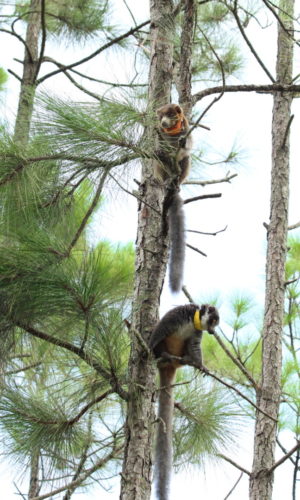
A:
[
  {"xmin": 199, "ymin": 304, "xmax": 219, "ymax": 334},
  {"xmin": 156, "ymin": 103, "xmax": 184, "ymax": 133}
]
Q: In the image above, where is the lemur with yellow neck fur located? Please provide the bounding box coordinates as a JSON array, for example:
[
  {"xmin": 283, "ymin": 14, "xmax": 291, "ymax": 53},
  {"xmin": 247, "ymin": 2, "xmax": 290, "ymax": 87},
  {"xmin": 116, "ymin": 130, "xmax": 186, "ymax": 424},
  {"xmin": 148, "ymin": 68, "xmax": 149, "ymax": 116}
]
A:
[
  {"xmin": 154, "ymin": 104, "xmax": 192, "ymax": 293},
  {"xmin": 149, "ymin": 304, "xmax": 219, "ymax": 500}
]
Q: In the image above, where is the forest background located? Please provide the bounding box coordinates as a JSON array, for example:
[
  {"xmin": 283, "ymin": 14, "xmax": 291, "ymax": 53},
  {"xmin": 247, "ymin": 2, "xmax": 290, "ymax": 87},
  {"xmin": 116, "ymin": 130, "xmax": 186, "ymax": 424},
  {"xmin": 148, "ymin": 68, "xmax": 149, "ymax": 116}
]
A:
[{"xmin": 0, "ymin": 0, "xmax": 299, "ymax": 499}]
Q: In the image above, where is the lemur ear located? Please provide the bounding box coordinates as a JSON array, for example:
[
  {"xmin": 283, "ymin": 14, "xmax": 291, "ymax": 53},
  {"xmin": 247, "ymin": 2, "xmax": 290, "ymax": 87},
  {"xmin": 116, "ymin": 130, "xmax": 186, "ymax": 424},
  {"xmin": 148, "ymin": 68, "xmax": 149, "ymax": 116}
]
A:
[{"xmin": 175, "ymin": 105, "xmax": 182, "ymax": 114}]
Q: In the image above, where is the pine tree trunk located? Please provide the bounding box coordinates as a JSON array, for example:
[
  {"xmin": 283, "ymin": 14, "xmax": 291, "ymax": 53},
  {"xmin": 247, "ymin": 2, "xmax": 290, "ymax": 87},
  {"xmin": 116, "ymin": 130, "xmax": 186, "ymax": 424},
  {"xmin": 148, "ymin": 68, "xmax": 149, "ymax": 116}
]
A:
[
  {"xmin": 249, "ymin": 2, "xmax": 294, "ymax": 499},
  {"xmin": 28, "ymin": 450, "xmax": 40, "ymax": 499},
  {"xmin": 14, "ymin": 0, "xmax": 41, "ymax": 144},
  {"xmin": 120, "ymin": 1, "xmax": 175, "ymax": 499}
]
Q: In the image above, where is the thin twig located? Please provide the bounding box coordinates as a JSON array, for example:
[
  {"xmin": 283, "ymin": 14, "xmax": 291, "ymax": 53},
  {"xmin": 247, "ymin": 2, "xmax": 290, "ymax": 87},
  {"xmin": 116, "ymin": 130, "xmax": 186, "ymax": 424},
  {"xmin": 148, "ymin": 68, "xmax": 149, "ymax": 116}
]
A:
[
  {"xmin": 66, "ymin": 169, "xmax": 109, "ymax": 255},
  {"xmin": 7, "ymin": 69, "xmax": 22, "ymax": 82},
  {"xmin": 281, "ymin": 114, "xmax": 294, "ymax": 149},
  {"xmin": 5, "ymin": 362, "xmax": 42, "ymax": 376},
  {"xmin": 187, "ymin": 23, "xmax": 226, "ymax": 135},
  {"xmin": 231, "ymin": 0, "xmax": 275, "ymax": 82},
  {"xmin": 223, "ymin": 472, "xmax": 244, "ymax": 499},
  {"xmin": 213, "ymin": 332, "xmax": 258, "ymax": 389},
  {"xmin": 186, "ymin": 243, "xmax": 207, "ymax": 257},
  {"xmin": 109, "ymin": 173, "xmax": 161, "ymax": 215},
  {"xmin": 288, "ymin": 220, "xmax": 300, "ymax": 230},
  {"xmin": 182, "ymin": 285, "xmax": 194, "ymax": 303},
  {"xmin": 16, "ymin": 322, "xmax": 129, "ymax": 401},
  {"xmin": 192, "ymin": 83, "xmax": 300, "ymax": 105},
  {"xmin": 30, "ymin": 445, "xmax": 124, "ymax": 500},
  {"xmin": 37, "ymin": 20, "xmax": 150, "ymax": 85},
  {"xmin": 184, "ymin": 193, "xmax": 222, "ymax": 204},
  {"xmin": 218, "ymin": 454, "xmax": 250, "ymax": 476},
  {"xmin": 187, "ymin": 225, "xmax": 227, "ymax": 236},
  {"xmin": 268, "ymin": 441, "xmax": 300, "ymax": 474},
  {"xmin": 204, "ymin": 367, "xmax": 277, "ymax": 422},
  {"xmin": 184, "ymin": 173, "xmax": 238, "ymax": 186}
]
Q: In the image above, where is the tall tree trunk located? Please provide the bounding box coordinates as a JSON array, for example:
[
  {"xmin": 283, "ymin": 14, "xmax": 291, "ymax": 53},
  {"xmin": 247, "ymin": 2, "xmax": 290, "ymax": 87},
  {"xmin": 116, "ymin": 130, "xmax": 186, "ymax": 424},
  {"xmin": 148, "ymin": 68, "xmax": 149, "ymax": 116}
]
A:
[
  {"xmin": 120, "ymin": 1, "xmax": 175, "ymax": 499},
  {"xmin": 28, "ymin": 450, "xmax": 40, "ymax": 499},
  {"xmin": 14, "ymin": 0, "xmax": 42, "ymax": 144},
  {"xmin": 249, "ymin": 2, "xmax": 294, "ymax": 499},
  {"xmin": 13, "ymin": 2, "xmax": 43, "ymax": 495}
]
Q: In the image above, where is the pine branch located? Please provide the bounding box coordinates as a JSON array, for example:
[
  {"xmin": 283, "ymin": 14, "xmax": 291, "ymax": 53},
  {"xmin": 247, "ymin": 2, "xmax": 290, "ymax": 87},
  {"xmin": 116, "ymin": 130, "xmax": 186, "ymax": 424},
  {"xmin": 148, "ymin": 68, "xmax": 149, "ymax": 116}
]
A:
[
  {"xmin": 109, "ymin": 173, "xmax": 161, "ymax": 215},
  {"xmin": 262, "ymin": 0, "xmax": 299, "ymax": 47},
  {"xmin": 223, "ymin": 472, "xmax": 244, "ymax": 499},
  {"xmin": 13, "ymin": 390, "xmax": 113, "ymax": 426},
  {"xmin": 218, "ymin": 454, "xmax": 250, "ymax": 475},
  {"xmin": 288, "ymin": 220, "xmax": 300, "ymax": 230},
  {"xmin": 64, "ymin": 169, "xmax": 109, "ymax": 256},
  {"xmin": 184, "ymin": 193, "xmax": 222, "ymax": 204},
  {"xmin": 45, "ymin": 60, "xmax": 102, "ymax": 101},
  {"xmin": 192, "ymin": 83, "xmax": 300, "ymax": 105},
  {"xmin": 16, "ymin": 322, "xmax": 129, "ymax": 401},
  {"xmin": 162, "ymin": 353, "xmax": 275, "ymax": 422},
  {"xmin": 186, "ymin": 243, "xmax": 207, "ymax": 257},
  {"xmin": 268, "ymin": 441, "xmax": 300, "ymax": 474},
  {"xmin": 203, "ymin": 367, "xmax": 276, "ymax": 422},
  {"xmin": 187, "ymin": 226, "xmax": 227, "ymax": 236},
  {"xmin": 231, "ymin": 0, "xmax": 275, "ymax": 82},
  {"xmin": 37, "ymin": 20, "xmax": 150, "ymax": 85},
  {"xmin": 30, "ymin": 444, "xmax": 124, "ymax": 500},
  {"xmin": 0, "ymin": 152, "xmax": 138, "ymax": 190},
  {"xmin": 5, "ymin": 362, "xmax": 42, "ymax": 376},
  {"xmin": 7, "ymin": 69, "xmax": 22, "ymax": 82},
  {"xmin": 0, "ymin": 28, "xmax": 30, "ymax": 59},
  {"xmin": 184, "ymin": 173, "xmax": 238, "ymax": 186},
  {"xmin": 213, "ymin": 332, "xmax": 259, "ymax": 389}
]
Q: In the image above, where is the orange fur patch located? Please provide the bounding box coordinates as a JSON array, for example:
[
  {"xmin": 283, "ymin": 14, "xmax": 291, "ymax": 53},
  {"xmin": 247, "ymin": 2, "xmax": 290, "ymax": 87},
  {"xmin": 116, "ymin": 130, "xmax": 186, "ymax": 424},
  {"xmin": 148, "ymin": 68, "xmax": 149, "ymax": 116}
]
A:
[{"xmin": 162, "ymin": 118, "xmax": 184, "ymax": 136}]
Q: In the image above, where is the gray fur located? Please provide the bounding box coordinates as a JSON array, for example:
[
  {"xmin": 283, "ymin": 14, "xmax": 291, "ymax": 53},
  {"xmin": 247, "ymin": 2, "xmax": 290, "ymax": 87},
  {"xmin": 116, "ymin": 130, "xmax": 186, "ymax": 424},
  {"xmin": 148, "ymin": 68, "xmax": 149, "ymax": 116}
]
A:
[
  {"xmin": 168, "ymin": 193, "xmax": 185, "ymax": 292},
  {"xmin": 150, "ymin": 304, "xmax": 220, "ymax": 500},
  {"xmin": 155, "ymin": 365, "xmax": 176, "ymax": 500}
]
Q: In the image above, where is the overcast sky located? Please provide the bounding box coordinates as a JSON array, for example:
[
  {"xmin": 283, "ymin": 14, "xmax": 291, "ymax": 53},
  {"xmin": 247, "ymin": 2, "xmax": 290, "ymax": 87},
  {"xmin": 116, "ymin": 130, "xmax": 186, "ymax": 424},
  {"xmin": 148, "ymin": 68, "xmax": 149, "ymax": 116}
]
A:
[{"xmin": 0, "ymin": 0, "xmax": 299, "ymax": 498}]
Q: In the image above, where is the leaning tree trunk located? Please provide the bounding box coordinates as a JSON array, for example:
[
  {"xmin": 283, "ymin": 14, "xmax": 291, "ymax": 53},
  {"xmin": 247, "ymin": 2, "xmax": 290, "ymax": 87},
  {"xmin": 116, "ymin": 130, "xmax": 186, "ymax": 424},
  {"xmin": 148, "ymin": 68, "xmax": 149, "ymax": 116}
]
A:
[
  {"xmin": 119, "ymin": 1, "xmax": 175, "ymax": 499},
  {"xmin": 13, "ymin": 1, "xmax": 43, "ymax": 494},
  {"xmin": 249, "ymin": 2, "xmax": 294, "ymax": 499},
  {"xmin": 14, "ymin": 0, "xmax": 42, "ymax": 144}
]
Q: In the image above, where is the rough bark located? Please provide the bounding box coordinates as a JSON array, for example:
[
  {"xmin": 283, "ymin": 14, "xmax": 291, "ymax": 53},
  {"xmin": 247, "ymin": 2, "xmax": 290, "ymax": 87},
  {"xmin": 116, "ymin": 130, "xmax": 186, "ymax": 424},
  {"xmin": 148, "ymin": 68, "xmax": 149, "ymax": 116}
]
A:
[
  {"xmin": 249, "ymin": 2, "xmax": 294, "ymax": 499},
  {"xmin": 14, "ymin": 0, "xmax": 42, "ymax": 144},
  {"xmin": 28, "ymin": 450, "xmax": 40, "ymax": 499},
  {"xmin": 178, "ymin": 0, "xmax": 196, "ymax": 116},
  {"xmin": 120, "ymin": 1, "xmax": 175, "ymax": 499}
]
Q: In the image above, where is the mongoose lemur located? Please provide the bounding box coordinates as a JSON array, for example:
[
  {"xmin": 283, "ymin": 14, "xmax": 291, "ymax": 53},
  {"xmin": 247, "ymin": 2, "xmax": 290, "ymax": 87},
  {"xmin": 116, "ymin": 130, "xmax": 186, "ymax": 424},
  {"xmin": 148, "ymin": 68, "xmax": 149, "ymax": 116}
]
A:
[
  {"xmin": 149, "ymin": 303, "xmax": 219, "ymax": 500},
  {"xmin": 154, "ymin": 104, "xmax": 192, "ymax": 293}
]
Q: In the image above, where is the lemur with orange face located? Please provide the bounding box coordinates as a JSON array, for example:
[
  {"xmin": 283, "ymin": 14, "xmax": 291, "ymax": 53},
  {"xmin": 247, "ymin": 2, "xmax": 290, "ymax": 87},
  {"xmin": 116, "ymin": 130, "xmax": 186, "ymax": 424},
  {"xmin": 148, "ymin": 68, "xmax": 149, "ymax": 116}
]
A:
[
  {"xmin": 154, "ymin": 104, "xmax": 192, "ymax": 293},
  {"xmin": 154, "ymin": 104, "xmax": 192, "ymax": 183},
  {"xmin": 149, "ymin": 304, "xmax": 219, "ymax": 500}
]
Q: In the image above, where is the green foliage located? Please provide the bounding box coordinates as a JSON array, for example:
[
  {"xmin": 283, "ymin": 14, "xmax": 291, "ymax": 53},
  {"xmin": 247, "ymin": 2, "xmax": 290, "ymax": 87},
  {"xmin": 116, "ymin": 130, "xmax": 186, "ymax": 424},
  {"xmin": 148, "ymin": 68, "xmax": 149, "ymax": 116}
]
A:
[
  {"xmin": 173, "ymin": 373, "xmax": 243, "ymax": 469},
  {"xmin": 182, "ymin": 1, "xmax": 243, "ymax": 81},
  {"xmin": 34, "ymin": 94, "xmax": 146, "ymax": 161},
  {"xmin": 0, "ymin": 385, "xmax": 88, "ymax": 460},
  {"xmin": 15, "ymin": 0, "xmax": 115, "ymax": 42},
  {"xmin": 0, "ymin": 68, "xmax": 8, "ymax": 90},
  {"xmin": 286, "ymin": 236, "xmax": 300, "ymax": 278}
]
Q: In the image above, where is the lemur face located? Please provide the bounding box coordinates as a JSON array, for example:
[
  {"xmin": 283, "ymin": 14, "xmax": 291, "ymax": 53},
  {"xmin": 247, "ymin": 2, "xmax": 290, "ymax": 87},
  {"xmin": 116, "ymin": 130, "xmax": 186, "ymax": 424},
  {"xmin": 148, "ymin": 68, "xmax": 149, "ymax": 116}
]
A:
[
  {"xmin": 157, "ymin": 104, "xmax": 182, "ymax": 129},
  {"xmin": 200, "ymin": 304, "xmax": 219, "ymax": 334}
]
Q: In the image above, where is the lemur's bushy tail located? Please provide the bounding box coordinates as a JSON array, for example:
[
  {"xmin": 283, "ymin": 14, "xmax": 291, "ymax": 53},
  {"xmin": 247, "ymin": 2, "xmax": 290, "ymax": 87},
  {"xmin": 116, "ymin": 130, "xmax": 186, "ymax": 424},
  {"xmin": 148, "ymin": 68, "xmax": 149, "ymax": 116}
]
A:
[
  {"xmin": 155, "ymin": 365, "xmax": 176, "ymax": 500},
  {"xmin": 168, "ymin": 193, "xmax": 185, "ymax": 293}
]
